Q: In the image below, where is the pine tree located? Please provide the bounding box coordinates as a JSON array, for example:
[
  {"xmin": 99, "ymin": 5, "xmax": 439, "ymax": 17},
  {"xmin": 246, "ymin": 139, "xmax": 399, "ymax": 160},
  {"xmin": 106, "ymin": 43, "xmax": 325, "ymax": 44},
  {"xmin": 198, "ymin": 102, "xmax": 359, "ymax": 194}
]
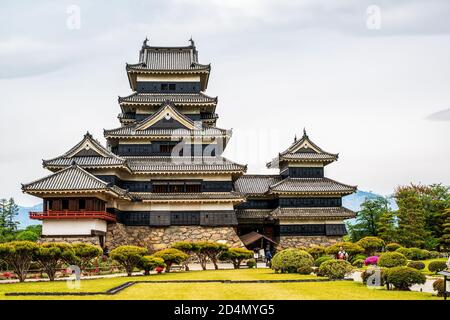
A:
[
  {"xmin": 441, "ymin": 208, "xmax": 450, "ymax": 251},
  {"xmin": 377, "ymin": 210, "xmax": 397, "ymax": 243},
  {"xmin": 395, "ymin": 185, "xmax": 429, "ymax": 248}
]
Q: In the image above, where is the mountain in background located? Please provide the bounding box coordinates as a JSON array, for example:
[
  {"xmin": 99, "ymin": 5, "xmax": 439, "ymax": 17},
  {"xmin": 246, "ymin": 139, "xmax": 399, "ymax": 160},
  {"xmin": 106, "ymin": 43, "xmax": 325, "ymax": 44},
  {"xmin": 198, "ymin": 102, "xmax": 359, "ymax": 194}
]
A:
[{"xmin": 15, "ymin": 190, "xmax": 397, "ymax": 229}]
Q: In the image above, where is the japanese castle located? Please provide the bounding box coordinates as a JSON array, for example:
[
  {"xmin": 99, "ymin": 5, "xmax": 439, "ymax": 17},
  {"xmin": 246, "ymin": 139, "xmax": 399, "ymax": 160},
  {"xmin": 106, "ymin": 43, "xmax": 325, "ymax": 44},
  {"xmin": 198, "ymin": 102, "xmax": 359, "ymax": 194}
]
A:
[{"xmin": 22, "ymin": 39, "xmax": 357, "ymax": 250}]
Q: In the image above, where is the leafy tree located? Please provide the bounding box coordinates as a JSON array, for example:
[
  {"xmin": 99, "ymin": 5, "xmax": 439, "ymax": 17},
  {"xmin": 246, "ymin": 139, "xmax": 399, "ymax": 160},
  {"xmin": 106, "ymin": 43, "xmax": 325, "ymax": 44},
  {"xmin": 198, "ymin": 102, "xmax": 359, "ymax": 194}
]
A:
[
  {"xmin": 0, "ymin": 241, "xmax": 39, "ymax": 282},
  {"xmin": 34, "ymin": 243, "xmax": 75, "ymax": 281},
  {"xmin": 16, "ymin": 231, "xmax": 39, "ymax": 242},
  {"xmin": 110, "ymin": 245, "xmax": 148, "ymax": 276},
  {"xmin": 347, "ymin": 196, "xmax": 392, "ymax": 241},
  {"xmin": 218, "ymin": 248, "xmax": 253, "ymax": 269},
  {"xmin": 152, "ymin": 248, "xmax": 188, "ymax": 272}
]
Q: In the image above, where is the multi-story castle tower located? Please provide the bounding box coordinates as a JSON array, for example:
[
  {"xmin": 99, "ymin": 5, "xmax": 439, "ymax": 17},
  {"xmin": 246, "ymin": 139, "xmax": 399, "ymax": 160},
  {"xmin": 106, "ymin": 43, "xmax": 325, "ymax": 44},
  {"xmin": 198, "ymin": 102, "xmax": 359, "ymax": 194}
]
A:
[
  {"xmin": 23, "ymin": 39, "xmax": 247, "ymax": 249},
  {"xmin": 22, "ymin": 39, "xmax": 356, "ymax": 251}
]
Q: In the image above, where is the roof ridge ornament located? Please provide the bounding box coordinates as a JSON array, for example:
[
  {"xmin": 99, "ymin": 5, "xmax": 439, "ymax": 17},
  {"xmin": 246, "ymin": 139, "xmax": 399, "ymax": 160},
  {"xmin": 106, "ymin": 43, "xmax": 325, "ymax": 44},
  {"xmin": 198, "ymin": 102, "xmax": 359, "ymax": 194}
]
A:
[
  {"xmin": 143, "ymin": 37, "xmax": 149, "ymax": 48},
  {"xmin": 303, "ymin": 127, "xmax": 308, "ymax": 138},
  {"xmin": 189, "ymin": 37, "xmax": 195, "ymax": 48}
]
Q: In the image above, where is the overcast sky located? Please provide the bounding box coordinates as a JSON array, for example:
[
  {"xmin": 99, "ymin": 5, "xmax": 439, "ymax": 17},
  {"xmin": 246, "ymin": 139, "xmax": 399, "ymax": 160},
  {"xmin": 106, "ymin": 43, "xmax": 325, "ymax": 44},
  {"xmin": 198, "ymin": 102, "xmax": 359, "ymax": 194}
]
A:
[{"xmin": 1, "ymin": 0, "xmax": 449, "ymax": 206}]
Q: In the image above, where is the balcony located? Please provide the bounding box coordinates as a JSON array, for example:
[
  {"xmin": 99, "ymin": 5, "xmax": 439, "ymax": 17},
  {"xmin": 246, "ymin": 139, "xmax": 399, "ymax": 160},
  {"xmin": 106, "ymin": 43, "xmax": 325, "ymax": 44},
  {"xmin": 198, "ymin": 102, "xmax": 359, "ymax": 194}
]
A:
[{"xmin": 30, "ymin": 211, "xmax": 116, "ymax": 222}]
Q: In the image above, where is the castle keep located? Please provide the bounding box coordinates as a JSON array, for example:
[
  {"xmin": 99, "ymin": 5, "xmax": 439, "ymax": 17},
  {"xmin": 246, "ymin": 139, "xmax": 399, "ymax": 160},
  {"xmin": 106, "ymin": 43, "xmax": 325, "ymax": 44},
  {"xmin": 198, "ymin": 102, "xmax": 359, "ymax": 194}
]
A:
[{"xmin": 22, "ymin": 40, "xmax": 356, "ymax": 251}]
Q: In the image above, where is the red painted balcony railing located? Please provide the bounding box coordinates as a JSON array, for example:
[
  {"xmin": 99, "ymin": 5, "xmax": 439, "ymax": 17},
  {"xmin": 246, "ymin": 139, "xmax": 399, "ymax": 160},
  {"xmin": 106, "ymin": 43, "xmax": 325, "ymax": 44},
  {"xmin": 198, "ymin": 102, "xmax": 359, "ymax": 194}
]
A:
[{"xmin": 29, "ymin": 211, "xmax": 116, "ymax": 222}]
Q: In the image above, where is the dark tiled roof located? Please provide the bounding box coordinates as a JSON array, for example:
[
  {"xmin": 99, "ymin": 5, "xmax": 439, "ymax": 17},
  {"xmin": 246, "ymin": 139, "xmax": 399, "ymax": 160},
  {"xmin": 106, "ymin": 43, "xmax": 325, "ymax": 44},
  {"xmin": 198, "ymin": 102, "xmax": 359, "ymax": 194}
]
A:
[
  {"xmin": 235, "ymin": 209, "xmax": 273, "ymax": 219},
  {"xmin": 127, "ymin": 41, "xmax": 209, "ymax": 72},
  {"xmin": 104, "ymin": 126, "xmax": 229, "ymax": 138},
  {"xmin": 271, "ymin": 207, "xmax": 356, "ymax": 220},
  {"xmin": 43, "ymin": 133, "xmax": 126, "ymax": 170},
  {"xmin": 234, "ymin": 175, "xmax": 282, "ymax": 195},
  {"xmin": 118, "ymin": 93, "xmax": 217, "ymax": 105},
  {"xmin": 130, "ymin": 191, "xmax": 244, "ymax": 201},
  {"xmin": 125, "ymin": 156, "xmax": 246, "ymax": 173},
  {"xmin": 22, "ymin": 164, "xmax": 128, "ymax": 197},
  {"xmin": 269, "ymin": 178, "xmax": 356, "ymax": 195}
]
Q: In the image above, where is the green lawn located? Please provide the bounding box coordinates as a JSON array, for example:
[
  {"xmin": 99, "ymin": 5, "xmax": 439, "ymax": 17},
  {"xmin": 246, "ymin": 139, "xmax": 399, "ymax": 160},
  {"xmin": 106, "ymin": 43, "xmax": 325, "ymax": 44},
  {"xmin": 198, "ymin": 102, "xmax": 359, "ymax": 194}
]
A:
[{"xmin": 0, "ymin": 268, "xmax": 439, "ymax": 300}]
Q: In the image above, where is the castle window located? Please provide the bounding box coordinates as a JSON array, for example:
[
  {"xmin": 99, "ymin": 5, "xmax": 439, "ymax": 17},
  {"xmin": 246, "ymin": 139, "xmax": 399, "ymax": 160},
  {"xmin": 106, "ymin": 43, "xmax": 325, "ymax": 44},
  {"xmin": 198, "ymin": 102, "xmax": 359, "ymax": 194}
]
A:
[
  {"xmin": 62, "ymin": 199, "xmax": 69, "ymax": 210},
  {"xmin": 161, "ymin": 83, "xmax": 168, "ymax": 91},
  {"xmin": 79, "ymin": 199, "xmax": 86, "ymax": 210},
  {"xmin": 160, "ymin": 144, "xmax": 175, "ymax": 153},
  {"xmin": 169, "ymin": 83, "xmax": 176, "ymax": 90}
]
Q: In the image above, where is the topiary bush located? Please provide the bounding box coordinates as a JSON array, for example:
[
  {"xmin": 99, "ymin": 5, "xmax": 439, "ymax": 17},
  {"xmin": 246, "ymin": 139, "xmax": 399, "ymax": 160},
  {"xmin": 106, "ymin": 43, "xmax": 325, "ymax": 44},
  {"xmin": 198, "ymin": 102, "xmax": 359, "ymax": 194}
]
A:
[
  {"xmin": 407, "ymin": 261, "xmax": 425, "ymax": 270},
  {"xmin": 110, "ymin": 245, "xmax": 148, "ymax": 276},
  {"xmin": 318, "ymin": 259, "xmax": 353, "ymax": 279},
  {"xmin": 352, "ymin": 259, "xmax": 365, "ymax": 268},
  {"xmin": 171, "ymin": 241, "xmax": 194, "ymax": 271},
  {"xmin": 71, "ymin": 243, "xmax": 102, "ymax": 273},
  {"xmin": 140, "ymin": 255, "xmax": 165, "ymax": 275},
  {"xmin": 314, "ymin": 256, "xmax": 333, "ymax": 267},
  {"xmin": 246, "ymin": 259, "xmax": 256, "ymax": 268},
  {"xmin": 433, "ymin": 278, "xmax": 445, "ymax": 297},
  {"xmin": 428, "ymin": 261, "xmax": 447, "ymax": 274},
  {"xmin": 219, "ymin": 248, "xmax": 253, "ymax": 269},
  {"xmin": 378, "ymin": 252, "xmax": 408, "ymax": 268},
  {"xmin": 356, "ymin": 237, "xmax": 385, "ymax": 255},
  {"xmin": 361, "ymin": 267, "xmax": 386, "ymax": 286},
  {"xmin": 306, "ymin": 246, "xmax": 326, "ymax": 260},
  {"xmin": 325, "ymin": 242, "xmax": 364, "ymax": 260},
  {"xmin": 153, "ymin": 248, "xmax": 188, "ymax": 272},
  {"xmin": 271, "ymin": 249, "xmax": 314, "ymax": 274},
  {"xmin": 384, "ymin": 266, "xmax": 426, "ymax": 291},
  {"xmin": 351, "ymin": 254, "xmax": 367, "ymax": 263},
  {"xmin": 429, "ymin": 251, "xmax": 440, "ymax": 259},
  {"xmin": 34, "ymin": 242, "xmax": 75, "ymax": 281},
  {"xmin": 408, "ymin": 248, "xmax": 430, "ymax": 261},
  {"xmin": 0, "ymin": 241, "xmax": 39, "ymax": 282},
  {"xmin": 386, "ymin": 243, "xmax": 402, "ymax": 252},
  {"xmin": 395, "ymin": 247, "xmax": 411, "ymax": 258}
]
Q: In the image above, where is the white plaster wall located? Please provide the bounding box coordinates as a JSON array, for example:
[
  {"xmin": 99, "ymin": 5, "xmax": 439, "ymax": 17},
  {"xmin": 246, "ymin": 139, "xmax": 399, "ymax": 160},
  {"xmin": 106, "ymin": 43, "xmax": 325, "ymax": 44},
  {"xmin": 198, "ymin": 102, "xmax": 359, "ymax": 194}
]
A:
[{"xmin": 42, "ymin": 219, "xmax": 107, "ymax": 236}]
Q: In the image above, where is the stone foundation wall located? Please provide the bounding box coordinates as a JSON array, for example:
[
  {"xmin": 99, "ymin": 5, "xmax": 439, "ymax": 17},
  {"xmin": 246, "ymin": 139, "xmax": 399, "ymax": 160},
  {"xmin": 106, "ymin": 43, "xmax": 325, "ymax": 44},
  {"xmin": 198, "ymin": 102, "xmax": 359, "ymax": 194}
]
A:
[
  {"xmin": 277, "ymin": 235, "xmax": 342, "ymax": 250},
  {"xmin": 105, "ymin": 223, "xmax": 244, "ymax": 252},
  {"xmin": 39, "ymin": 236, "xmax": 100, "ymax": 246}
]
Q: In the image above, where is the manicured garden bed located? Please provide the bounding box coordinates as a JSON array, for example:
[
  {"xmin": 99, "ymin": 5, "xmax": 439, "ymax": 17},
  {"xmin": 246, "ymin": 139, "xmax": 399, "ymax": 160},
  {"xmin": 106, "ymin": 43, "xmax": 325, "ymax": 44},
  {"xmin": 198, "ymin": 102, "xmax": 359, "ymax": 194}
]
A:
[{"xmin": 0, "ymin": 269, "xmax": 438, "ymax": 300}]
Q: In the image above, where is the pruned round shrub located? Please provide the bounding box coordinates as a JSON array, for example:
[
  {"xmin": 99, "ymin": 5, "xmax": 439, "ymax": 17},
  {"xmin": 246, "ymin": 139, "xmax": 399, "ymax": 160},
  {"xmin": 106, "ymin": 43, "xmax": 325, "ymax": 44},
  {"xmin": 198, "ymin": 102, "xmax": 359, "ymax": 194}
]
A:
[
  {"xmin": 140, "ymin": 255, "xmax": 165, "ymax": 275},
  {"xmin": 314, "ymin": 256, "xmax": 333, "ymax": 267},
  {"xmin": 352, "ymin": 259, "xmax": 365, "ymax": 268},
  {"xmin": 153, "ymin": 248, "xmax": 189, "ymax": 272},
  {"xmin": 110, "ymin": 245, "xmax": 148, "ymax": 276},
  {"xmin": 395, "ymin": 247, "xmax": 410, "ymax": 258},
  {"xmin": 361, "ymin": 267, "xmax": 386, "ymax": 286},
  {"xmin": 306, "ymin": 246, "xmax": 325, "ymax": 260},
  {"xmin": 218, "ymin": 248, "xmax": 253, "ymax": 269},
  {"xmin": 356, "ymin": 237, "xmax": 385, "ymax": 255},
  {"xmin": 271, "ymin": 249, "xmax": 314, "ymax": 274},
  {"xmin": 378, "ymin": 252, "xmax": 408, "ymax": 268},
  {"xmin": 407, "ymin": 261, "xmax": 425, "ymax": 270},
  {"xmin": 428, "ymin": 261, "xmax": 447, "ymax": 274},
  {"xmin": 408, "ymin": 248, "xmax": 430, "ymax": 261},
  {"xmin": 246, "ymin": 259, "xmax": 256, "ymax": 268},
  {"xmin": 433, "ymin": 278, "xmax": 445, "ymax": 296},
  {"xmin": 429, "ymin": 251, "xmax": 440, "ymax": 259},
  {"xmin": 351, "ymin": 254, "xmax": 367, "ymax": 263},
  {"xmin": 364, "ymin": 256, "xmax": 379, "ymax": 266},
  {"xmin": 384, "ymin": 266, "xmax": 426, "ymax": 291},
  {"xmin": 34, "ymin": 242, "xmax": 75, "ymax": 281},
  {"xmin": 386, "ymin": 243, "xmax": 402, "ymax": 252},
  {"xmin": 318, "ymin": 259, "xmax": 353, "ymax": 279},
  {"xmin": 325, "ymin": 242, "xmax": 364, "ymax": 260}
]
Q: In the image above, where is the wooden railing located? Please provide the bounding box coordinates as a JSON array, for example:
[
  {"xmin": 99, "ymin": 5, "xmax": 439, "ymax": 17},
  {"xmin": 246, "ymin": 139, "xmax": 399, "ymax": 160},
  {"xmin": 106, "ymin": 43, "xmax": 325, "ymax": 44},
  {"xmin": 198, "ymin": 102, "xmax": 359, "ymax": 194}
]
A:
[{"xmin": 29, "ymin": 211, "xmax": 116, "ymax": 222}]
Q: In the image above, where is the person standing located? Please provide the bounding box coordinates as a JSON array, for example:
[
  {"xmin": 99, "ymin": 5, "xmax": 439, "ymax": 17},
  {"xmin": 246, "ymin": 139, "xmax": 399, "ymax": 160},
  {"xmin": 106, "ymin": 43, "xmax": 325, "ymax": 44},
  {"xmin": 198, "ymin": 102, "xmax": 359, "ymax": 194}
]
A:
[{"xmin": 337, "ymin": 246, "xmax": 348, "ymax": 260}]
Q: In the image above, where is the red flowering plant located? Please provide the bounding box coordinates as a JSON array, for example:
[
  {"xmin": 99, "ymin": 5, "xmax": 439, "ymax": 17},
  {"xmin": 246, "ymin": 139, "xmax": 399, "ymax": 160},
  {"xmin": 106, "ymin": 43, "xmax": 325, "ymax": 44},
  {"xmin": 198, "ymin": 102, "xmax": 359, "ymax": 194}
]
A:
[
  {"xmin": 155, "ymin": 266, "xmax": 164, "ymax": 274},
  {"xmin": 2, "ymin": 272, "xmax": 14, "ymax": 279},
  {"xmin": 364, "ymin": 256, "xmax": 379, "ymax": 266}
]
